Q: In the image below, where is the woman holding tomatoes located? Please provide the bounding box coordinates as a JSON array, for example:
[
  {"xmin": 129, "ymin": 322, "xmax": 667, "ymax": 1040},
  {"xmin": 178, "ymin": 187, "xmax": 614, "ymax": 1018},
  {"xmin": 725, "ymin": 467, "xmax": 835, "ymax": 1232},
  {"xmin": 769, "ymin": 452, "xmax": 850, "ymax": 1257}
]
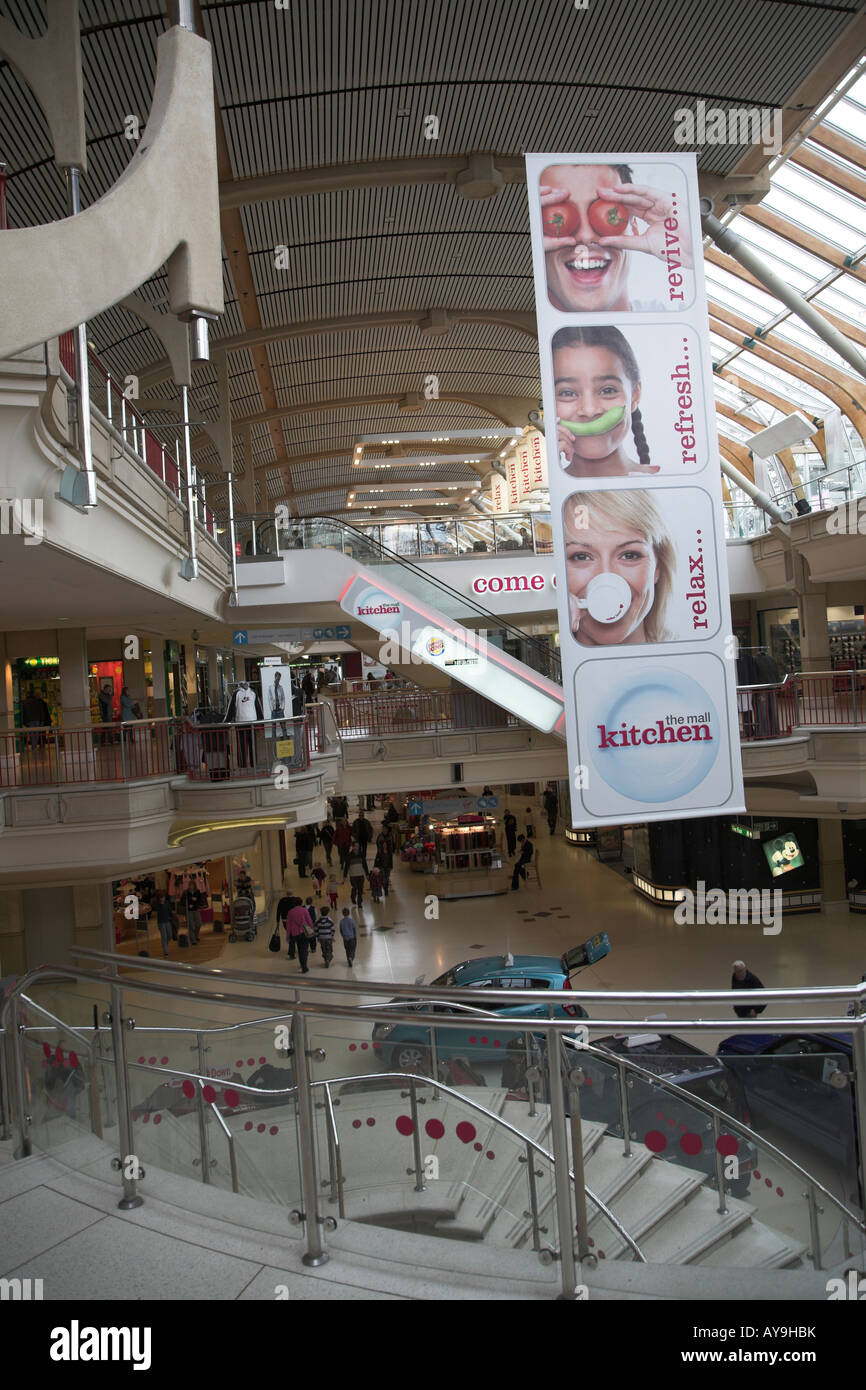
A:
[
  {"xmin": 539, "ymin": 162, "xmax": 693, "ymax": 314},
  {"xmin": 552, "ymin": 326, "xmax": 660, "ymax": 479}
]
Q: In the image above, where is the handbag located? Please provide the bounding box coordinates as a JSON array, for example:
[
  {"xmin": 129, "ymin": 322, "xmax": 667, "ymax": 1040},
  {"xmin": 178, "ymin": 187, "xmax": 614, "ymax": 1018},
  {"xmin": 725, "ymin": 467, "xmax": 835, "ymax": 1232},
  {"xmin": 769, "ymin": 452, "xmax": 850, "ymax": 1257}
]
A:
[
  {"xmin": 302, "ymin": 919, "xmax": 315, "ymax": 939},
  {"xmin": 268, "ymin": 929, "xmax": 281, "ymax": 953}
]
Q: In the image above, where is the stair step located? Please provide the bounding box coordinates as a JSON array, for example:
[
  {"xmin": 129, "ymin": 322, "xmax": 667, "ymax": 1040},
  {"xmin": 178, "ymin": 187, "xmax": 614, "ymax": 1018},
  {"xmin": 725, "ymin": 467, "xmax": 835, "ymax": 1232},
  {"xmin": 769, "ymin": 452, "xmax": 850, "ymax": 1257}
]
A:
[
  {"xmin": 583, "ymin": 1134, "xmax": 655, "ymax": 1208},
  {"xmin": 634, "ymin": 1199, "xmax": 752, "ymax": 1264},
  {"xmin": 697, "ymin": 1219, "xmax": 808, "ymax": 1270},
  {"xmin": 589, "ymin": 1159, "xmax": 706, "ymax": 1249}
]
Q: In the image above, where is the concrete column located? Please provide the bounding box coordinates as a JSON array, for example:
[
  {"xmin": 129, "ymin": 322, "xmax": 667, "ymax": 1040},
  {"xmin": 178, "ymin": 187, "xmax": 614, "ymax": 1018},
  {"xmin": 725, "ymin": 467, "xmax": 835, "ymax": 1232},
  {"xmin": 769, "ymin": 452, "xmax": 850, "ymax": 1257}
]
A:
[
  {"xmin": 122, "ymin": 632, "xmax": 147, "ymax": 710},
  {"xmin": 0, "ymin": 633, "xmax": 14, "ymax": 732},
  {"xmin": 798, "ymin": 592, "xmax": 831, "ymax": 674},
  {"xmin": 57, "ymin": 627, "xmax": 91, "ymax": 726},
  {"xmin": 149, "ymin": 639, "xmax": 168, "ymax": 718},
  {"xmin": 261, "ymin": 828, "xmax": 285, "ymax": 897},
  {"xmin": 0, "ymin": 888, "xmax": 25, "ymax": 976},
  {"xmin": 73, "ymin": 882, "xmax": 115, "ymax": 954},
  {"xmin": 20, "ymin": 885, "xmax": 77, "ymax": 970},
  {"xmin": 819, "ymin": 818, "xmax": 847, "ymax": 905}
]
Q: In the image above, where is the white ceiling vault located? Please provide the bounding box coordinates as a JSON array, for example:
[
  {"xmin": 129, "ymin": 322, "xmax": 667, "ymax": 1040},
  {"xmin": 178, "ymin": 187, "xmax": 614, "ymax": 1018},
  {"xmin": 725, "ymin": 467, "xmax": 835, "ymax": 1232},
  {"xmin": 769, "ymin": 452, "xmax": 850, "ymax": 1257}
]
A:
[{"xmin": 1, "ymin": 0, "xmax": 864, "ymax": 517}]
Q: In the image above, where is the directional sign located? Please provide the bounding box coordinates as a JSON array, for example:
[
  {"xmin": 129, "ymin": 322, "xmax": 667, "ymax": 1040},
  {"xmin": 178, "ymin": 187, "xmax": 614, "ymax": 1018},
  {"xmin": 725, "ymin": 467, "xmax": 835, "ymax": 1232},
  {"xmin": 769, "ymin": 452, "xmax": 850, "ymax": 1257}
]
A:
[
  {"xmin": 234, "ymin": 626, "xmax": 352, "ymax": 646},
  {"xmin": 408, "ymin": 800, "xmax": 423, "ymax": 816}
]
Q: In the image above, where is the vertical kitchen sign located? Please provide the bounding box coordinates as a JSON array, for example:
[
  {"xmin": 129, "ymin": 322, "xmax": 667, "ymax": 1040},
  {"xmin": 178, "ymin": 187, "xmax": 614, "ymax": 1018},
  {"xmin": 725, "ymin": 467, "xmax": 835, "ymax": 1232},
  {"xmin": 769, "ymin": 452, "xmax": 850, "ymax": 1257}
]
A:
[{"xmin": 526, "ymin": 151, "xmax": 745, "ymax": 826}]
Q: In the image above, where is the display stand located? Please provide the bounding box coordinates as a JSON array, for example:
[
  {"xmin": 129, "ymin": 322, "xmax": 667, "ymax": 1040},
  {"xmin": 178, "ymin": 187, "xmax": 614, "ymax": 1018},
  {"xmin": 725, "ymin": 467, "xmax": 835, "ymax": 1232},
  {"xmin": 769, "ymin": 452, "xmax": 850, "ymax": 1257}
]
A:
[{"xmin": 431, "ymin": 814, "xmax": 508, "ymax": 899}]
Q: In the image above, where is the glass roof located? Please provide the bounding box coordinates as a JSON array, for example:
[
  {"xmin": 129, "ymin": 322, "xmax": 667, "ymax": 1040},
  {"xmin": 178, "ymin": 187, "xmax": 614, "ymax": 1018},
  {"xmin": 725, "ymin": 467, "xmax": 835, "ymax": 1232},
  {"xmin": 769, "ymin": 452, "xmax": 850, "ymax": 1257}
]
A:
[{"xmin": 706, "ymin": 58, "xmax": 866, "ymax": 480}]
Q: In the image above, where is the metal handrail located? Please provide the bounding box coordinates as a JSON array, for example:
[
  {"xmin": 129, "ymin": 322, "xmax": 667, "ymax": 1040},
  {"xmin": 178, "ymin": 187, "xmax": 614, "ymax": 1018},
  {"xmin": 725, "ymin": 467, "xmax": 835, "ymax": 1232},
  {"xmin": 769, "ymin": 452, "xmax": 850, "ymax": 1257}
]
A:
[
  {"xmin": 570, "ymin": 1039, "xmax": 865, "ymax": 1260},
  {"xmin": 207, "ymin": 1095, "xmax": 239, "ymax": 1194},
  {"xmin": 322, "ymin": 1081, "xmax": 345, "ymax": 1217}
]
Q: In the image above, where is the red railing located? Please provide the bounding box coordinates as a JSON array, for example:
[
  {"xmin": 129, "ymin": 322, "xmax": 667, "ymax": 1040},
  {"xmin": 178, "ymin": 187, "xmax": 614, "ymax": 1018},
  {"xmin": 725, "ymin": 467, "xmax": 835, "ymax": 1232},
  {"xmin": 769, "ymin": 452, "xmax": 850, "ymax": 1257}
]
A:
[
  {"xmin": 796, "ymin": 671, "xmax": 866, "ymax": 727},
  {"xmin": 57, "ymin": 331, "xmax": 216, "ymax": 539},
  {"xmin": 331, "ymin": 689, "xmax": 520, "ymax": 738},
  {"xmin": 0, "ymin": 715, "xmax": 318, "ymax": 788}
]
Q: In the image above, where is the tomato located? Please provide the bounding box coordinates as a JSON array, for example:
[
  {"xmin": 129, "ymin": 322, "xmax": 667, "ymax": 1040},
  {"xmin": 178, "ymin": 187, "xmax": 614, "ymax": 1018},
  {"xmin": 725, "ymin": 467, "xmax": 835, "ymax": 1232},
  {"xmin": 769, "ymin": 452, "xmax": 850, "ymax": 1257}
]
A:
[
  {"xmin": 541, "ymin": 200, "xmax": 581, "ymax": 238},
  {"xmin": 588, "ymin": 199, "xmax": 630, "ymax": 237}
]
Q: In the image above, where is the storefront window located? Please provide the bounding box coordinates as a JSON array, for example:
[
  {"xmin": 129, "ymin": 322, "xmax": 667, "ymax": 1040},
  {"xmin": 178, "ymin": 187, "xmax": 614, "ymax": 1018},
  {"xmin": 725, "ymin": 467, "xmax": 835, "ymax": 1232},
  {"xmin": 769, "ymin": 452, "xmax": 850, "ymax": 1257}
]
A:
[
  {"xmin": 14, "ymin": 657, "xmax": 62, "ymax": 727},
  {"xmin": 758, "ymin": 607, "xmax": 801, "ymax": 674},
  {"xmin": 89, "ymin": 660, "xmax": 123, "ymax": 722}
]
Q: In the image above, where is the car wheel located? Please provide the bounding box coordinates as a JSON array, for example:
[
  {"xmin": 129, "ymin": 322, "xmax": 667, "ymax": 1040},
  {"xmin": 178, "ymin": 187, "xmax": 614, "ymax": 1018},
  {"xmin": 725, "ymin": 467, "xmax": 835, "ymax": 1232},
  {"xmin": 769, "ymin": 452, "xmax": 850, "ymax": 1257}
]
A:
[{"xmin": 392, "ymin": 1040, "xmax": 432, "ymax": 1075}]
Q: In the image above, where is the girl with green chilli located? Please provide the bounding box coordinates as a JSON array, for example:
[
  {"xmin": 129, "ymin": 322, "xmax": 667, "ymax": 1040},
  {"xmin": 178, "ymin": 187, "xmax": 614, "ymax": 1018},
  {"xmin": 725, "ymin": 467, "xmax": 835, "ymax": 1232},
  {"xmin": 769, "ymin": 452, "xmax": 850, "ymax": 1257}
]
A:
[{"xmin": 553, "ymin": 326, "xmax": 660, "ymax": 480}]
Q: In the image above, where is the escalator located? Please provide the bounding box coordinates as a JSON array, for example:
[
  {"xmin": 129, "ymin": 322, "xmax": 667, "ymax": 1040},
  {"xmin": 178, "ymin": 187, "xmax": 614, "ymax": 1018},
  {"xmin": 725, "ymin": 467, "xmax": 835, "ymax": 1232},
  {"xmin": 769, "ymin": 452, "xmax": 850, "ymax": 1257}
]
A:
[{"xmin": 237, "ymin": 515, "xmax": 565, "ymax": 736}]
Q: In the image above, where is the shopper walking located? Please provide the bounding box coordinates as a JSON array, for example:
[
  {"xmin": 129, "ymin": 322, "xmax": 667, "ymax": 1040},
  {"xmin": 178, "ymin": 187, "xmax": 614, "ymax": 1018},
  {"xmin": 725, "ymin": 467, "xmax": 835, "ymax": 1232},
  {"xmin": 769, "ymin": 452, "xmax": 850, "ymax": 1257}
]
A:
[
  {"xmin": 311, "ymin": 862, "xmax": 326, "ymax": 897},
  {"xmin": 346, "ymin": 846, "xmax": 368, "ymax": 907},
  {"xmin": 334, "ymin": 818, "xmax": 352, "ymax": 874},
  {"xmin": 152, "ymin": 889, "xmax": 173, "ymax": 958},
  {"xmin": 352, "ymin": 812, "xmax": 374, "ymax": 869},
  {"xmin": 180, "ymin": 884, "xmax": 202, "ymax": 945},
  {"xmin": 374, "ymin": 829, "xmax": 394, "ymax": 896},
  {"xmin": 511, "ymin": 834, "xmax": 533, "ymax": 891},
  {"xmin": 21, "ymin": 685, "xmax": 51, "ymax": 751},
  {"xmin": 525, "ymin": 807, "xmax": 536, "ymax": 839},
  {"xmin": 286, "ymin": 898, "xmax": 315, "ymax": 973},
  {"xmin": 302, "ymin": 669, "xmax": 317, "ymax": 702},
  {"xmin": 503, "ymin": 809, "xmax": 517, "ymax": 857},
  {"xmin": 340, "ymin": 907, "xmax": 358, "ymax": 967},
  {"xmin": 318, "ymin": 820, "xmax": 335, "ymax": 866},
  {"xmin": 326, "ymin": 871, "xmax": 340, "ymax": 912},
  {"xmin": 276, "ymin": 891, "xmax": 298, "ymax": 958},
  {"xmin": 543, "ymin": 786, "xmax": 558, "ymax": 835},
  {"xmin": 315, "ymin": 909, "xmax": 335, "ymax": 967},
  {"xmin": 731, "ymin": 960, "xmax": 766, "ymax": 1018}
]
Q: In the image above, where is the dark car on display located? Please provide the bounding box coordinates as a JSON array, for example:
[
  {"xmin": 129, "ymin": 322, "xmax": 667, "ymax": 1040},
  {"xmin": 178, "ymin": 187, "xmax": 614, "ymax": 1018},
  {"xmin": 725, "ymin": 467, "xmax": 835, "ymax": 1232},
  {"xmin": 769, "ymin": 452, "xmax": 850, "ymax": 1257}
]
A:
[
  {"xmin": 716, "ymin": 1031, "xmax": 856, "ymax": 1169},
  {"xmin": 566, "ymin": 1030, "xmax": 758, "ymax": 1198}
]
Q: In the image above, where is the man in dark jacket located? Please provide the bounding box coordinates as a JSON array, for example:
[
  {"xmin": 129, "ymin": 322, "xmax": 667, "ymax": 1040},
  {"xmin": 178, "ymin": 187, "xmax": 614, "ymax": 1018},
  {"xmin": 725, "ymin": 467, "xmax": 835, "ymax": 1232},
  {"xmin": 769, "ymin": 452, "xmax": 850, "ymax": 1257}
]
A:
[
  {"xmin": 731, "ymin": 960, "xmax": 766, "ymax": 1018},
  {"xmin": 543, "ymin": 787, "xmax": 558, "ymax": 835},
  {"xmin": 503, "ymin": 809, "xmax": 517, "ymax": 857},
  {"xmin": 511, "ymin": 834, "xmax": 533, "ymax": 891},
  {"xmin": 318, "ymin": 820, "xmax": 335, "ymax": 865},
  {"xmin": 21, "ymin": 687, "xmax": 51, "ymax": 750},
  {"xmin": 302, "ymin": 670, "xmax": 317, "ymax": 702},
  {"xmin": 352, "ymin": 814, "xmax": 374, "ymax": 869}
]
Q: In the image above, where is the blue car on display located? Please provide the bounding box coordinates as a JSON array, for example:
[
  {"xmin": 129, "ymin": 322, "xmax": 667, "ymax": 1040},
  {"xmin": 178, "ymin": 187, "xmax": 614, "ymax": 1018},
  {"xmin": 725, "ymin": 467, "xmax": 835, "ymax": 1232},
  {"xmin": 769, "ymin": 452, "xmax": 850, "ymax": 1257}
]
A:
[
  {"xmin": 372, "ymin": 950, "xmax": 595, "ymax": 1074},
  {"xmin": 716, "ymin": 1031, "xmax": 855, "ymax": 1167}
]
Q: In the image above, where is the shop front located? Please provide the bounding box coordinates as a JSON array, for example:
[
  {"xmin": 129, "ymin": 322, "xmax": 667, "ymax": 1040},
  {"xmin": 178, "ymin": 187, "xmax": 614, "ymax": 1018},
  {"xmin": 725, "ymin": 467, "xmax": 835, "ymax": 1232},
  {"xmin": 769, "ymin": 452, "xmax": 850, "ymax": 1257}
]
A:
[
  {"xmin": 13, "ymin": 655, "xmax": 61, "ymax": 726},
  {"xmin": 113, "ymin": 843, "xmax": 265, "ymax": 956}
]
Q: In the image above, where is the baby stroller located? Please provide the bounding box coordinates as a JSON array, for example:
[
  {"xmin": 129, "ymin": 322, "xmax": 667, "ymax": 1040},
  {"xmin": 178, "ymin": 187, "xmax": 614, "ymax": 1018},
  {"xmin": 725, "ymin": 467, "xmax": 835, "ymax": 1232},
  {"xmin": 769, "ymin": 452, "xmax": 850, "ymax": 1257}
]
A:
[{"xmin": 229, "ymin": 893, "xmax": 256, "ymax": 943}]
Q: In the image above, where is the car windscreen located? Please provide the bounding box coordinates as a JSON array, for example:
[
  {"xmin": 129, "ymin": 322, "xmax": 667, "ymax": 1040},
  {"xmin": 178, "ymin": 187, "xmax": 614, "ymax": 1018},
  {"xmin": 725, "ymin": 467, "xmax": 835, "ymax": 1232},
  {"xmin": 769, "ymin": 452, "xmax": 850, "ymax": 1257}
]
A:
[{"xmin": 430, "ymin": 969, "xmax": 458, "ymax": 988}]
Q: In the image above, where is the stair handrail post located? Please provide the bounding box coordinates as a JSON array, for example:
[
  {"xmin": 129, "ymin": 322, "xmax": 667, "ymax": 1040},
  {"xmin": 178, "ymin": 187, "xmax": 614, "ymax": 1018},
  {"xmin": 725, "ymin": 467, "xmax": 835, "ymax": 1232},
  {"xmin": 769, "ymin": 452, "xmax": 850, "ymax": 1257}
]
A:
[
  {"xmin": 291, "ymin": 1009, "xmax": 329, "ymax": 1266},
  {"xmin": 545, "ymin": 1022, "xmax": 578, "ymax": 1298},
  {"xmin": 711, "ymin": 1112, "xmax": 729, "ymax": 1216},
  {"xmin": 408, "ymin": 1076, "xmax": 426, "ymax": 1192}
]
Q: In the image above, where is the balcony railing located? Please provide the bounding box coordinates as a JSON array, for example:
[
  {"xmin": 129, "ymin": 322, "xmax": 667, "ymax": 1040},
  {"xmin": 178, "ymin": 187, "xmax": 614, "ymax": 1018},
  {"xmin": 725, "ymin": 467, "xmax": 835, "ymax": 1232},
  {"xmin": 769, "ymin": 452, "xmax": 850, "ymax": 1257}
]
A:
[
  {"xmin": 57, "ymin": 331, "xmax": 218, "ymax": 541},
  {"xmin": 738, "ymin": 671, "xmax": 866, "ymax": 741},
  {"xmin": 0, "ymin": 709, "xmax": 328, "ymax": 788},
  {"xmin": 332, "ymin": 688, "xmax": 521, "ymax": 738}
]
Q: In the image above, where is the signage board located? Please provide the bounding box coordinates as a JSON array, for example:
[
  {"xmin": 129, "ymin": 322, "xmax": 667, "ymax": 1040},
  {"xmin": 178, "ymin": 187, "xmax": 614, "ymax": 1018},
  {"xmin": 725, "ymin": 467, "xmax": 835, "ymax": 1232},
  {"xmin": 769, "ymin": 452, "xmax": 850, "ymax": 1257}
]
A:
[{"xmin": 526, "ymin": 150, "xmax": 745, "ymax": 827}]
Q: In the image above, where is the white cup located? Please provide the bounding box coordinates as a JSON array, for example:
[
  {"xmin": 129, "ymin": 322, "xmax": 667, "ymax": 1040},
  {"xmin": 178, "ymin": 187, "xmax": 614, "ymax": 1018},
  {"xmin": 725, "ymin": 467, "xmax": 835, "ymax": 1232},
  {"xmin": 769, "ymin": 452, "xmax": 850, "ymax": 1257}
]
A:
[{"xmin": 576, "ymin": 573, "xmax": 631, "ymax": 624}]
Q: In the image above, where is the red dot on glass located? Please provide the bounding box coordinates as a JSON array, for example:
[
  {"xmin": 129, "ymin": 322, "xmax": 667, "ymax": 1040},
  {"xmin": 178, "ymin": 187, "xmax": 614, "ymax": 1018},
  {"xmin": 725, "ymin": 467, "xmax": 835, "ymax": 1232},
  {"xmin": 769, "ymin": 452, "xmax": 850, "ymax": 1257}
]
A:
[
  {"xmin": 366, "ymin": 1118, "xmax": 375, "ymax": 1127},
  {"xmin": 486, "ymin": 1150, "xmax": 495, "ymax": 1160},
  {"xmin": 257, "ymin": 1123, "xmax": 266, "ymax": 1133},
  {"xmin": 469, "ymin": 1036, "xmax": 476, "ymax": 1044},
  {"xmin": 132, "ymin": 1110, "xmax": 138, "ymax": 1121},
  {"xmin": 235, "ymin": 1060, "xmax": 243, "ymax": 1069},
  {"xmin": 361, "ymin": 1043, "xmax": 368, "ymax": 1050},
  {"xmin": 425, "ymin": 1119, "xmax": 445, "ymax": 1140},
  {"xmin": 680, "ymin": 1132, "xmax": 702, "ymax": 1156},
  {"xmin": 494, "ymin": 1040, "xmax": 501, "ymax": 1048},
  {"xmin": 644, "ymin": 1130, "xmax": 666, "ymax": 1153},
  {"xmin": 270, "ymin": 1126, "xmax": 278, "ymax": 1136},
  {"xmin": 456, "ymin": 1122, "xmax": 476, "ymax": 1144},
  {"xmin": 754, "ymin": 1170, "xmax": 761, "ymax": 1180},
  {"xmin": 247, "ymin": 1058, "xmax": 255, "ymax": 1067},
  {"xmin": 480, "ymin": 1037, "xmax": 488, "ymax": 1045},
  {"xmin": 55, "ymin": 1046, "xmax": 64, "ymax": 1064},
  {"xmin": 765, "ymin": 1177, "xmax": 772, "ymax": 1187},
  {"xmin": 160, "ymin": 1056, "xmax": 168, "ymax": 1066},
  {"xmin": 43, "ymin": 1043, "xmax": 51, "ymax": 1058},
  {"xmin": 349, "ymin": 1044, "xmax": 357, "ymax": 1051},
  {"xmin": 244, "ymin": 1121, "xmax": 253, "ymax": 1131},
  {"xmin": 395, "ymin": 1115, "xmax": 414, "ymax": 1136},
  {"xmin": 259, "ymin": 1056, "xmax": 266, "ymax": 1064},
  {"xmin": 716, "ymin": 1134, "xmax": 739, "ymax": 1156},
  {"xmin": 202, "ymin": 1084, "xmax": 216, "ymax": 1104},
  {"xmin": 143, "ymin": 1112, "xmax": 150, "ymax": 1123},
  {"xmin": 181, "ymin": 1080, "xmax": 195, "ymax": 1099},
  {"xmin": 598, "ymin": 1250, "xmax": 606, "ymax": 1260},
  {"xmin": 352, "ymin": 1119, "xmax": 361, "ymax": 1129},
  {"xmin": 153, "ymin": 1113, "xmax": 162, "ymax": 1125},
  {"xmin": 225, "ymin": 1089, "xmax": 239, "ymax": 1107},
  {"xmin": 68, "ymin": 1051, "xmax": 79, "ymax": 1069},
  {"xmin": 474, "ymin": 1142, "xmax": 482, "ymax": 1151},
  {"xmin": 655, "ymin": 1111, "xmax": 664, "ymax": 1121},
  {"xmin": 588, "ymin": 1237, "xmax": 595, "ymax": 1248},
  {"xmin": 775, "ymin": 1187, "xmax": 784, "ymax": 1197},
  {"xmin": 679, "ymin": 1123, "xmax": 687, "ymax": 1133},
  {"xmin": 667, "ymin": 1116, "xmax": 676, "ymax": 1127},
  {"xmin": 148, "ymin": 1056, "xmax": 156, "ymax": 1066},
  {"xmin": 372, "ymin": 1042, "xmax": 380, "ymax": 1050},
  {"xmin": 584, "ymin": 1076, "xmax": 593, "ymax": 1087}
]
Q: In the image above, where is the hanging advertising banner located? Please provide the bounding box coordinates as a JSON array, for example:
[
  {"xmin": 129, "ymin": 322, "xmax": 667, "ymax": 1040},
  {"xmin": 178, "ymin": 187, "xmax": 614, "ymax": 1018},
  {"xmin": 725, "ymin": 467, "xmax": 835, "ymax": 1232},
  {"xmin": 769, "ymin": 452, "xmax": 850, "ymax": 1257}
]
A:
[
  {"xmin": 490, "ymin": 472, "xmax": 509, "ymax": 514},
  {"xmin": 504, "ymin": 449, "xmax": 522, "ymax": 510},
  {"xmin": 527, "ymin": 426, "xmax": 548, "ymax": 492},
  {"xmin": 525, "ymin": 150, "xmax": 745, "ymax": 828},
  {"xmin": 516, "ymin": 433, "xmax": 533, "ymax": 500}
]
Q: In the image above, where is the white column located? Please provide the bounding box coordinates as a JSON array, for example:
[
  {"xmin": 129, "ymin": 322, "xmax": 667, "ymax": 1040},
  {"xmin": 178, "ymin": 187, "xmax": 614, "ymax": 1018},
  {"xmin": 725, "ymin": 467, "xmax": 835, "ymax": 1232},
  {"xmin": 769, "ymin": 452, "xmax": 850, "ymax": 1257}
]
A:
[{"xmin": 57, "ymin": 627, "xmax": 91, "ymax": 726}]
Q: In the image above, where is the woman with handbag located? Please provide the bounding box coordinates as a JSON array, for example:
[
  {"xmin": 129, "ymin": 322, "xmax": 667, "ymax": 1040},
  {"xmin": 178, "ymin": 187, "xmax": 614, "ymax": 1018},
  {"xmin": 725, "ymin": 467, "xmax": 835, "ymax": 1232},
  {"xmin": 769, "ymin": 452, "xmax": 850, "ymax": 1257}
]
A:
[{"xmin": 286, "ymin": 899, "xmax": 315, "ymax": 973}]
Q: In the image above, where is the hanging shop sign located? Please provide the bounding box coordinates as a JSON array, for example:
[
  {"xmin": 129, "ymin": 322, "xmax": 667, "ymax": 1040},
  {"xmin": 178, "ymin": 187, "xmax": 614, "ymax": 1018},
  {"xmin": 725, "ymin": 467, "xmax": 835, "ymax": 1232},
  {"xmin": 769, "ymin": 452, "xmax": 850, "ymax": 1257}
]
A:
[
  {"xmin": 526, "ymin": 149, "xmax": 744, "ymax": 828},
  {"xmin": 490, "ymin": 473, "xmax": 510, "ymax": 514}
]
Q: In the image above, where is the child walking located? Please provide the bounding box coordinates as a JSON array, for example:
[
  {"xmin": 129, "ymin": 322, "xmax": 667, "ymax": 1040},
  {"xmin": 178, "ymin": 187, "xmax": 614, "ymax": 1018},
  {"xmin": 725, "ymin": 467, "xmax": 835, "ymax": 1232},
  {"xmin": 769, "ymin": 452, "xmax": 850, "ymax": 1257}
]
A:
[
  {"xmin": 327, "ymin": 871, "xmax": 340, "ymax": 912},
  {"xmin": 311, "ymin": 862, "xmax": 326, "ymax": 898},
  {"xmin": 369, "ymin": 864, "xmax": 384, "ymax": 903}
]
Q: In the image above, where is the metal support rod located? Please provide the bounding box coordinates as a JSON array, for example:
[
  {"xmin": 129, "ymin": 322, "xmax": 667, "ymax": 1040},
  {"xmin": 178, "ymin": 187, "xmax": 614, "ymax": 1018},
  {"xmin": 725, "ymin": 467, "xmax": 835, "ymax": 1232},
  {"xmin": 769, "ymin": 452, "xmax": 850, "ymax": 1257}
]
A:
[
  {"xmin": 408, "ymin": 1077, "xmax": 426, "ymax": 1192},
  {"xmin": 524, "ymin": 1140, "xmax": 542, "ymax": 1252},
  {"xmin": 719, "ymin": 457, "xmax": 788, "ymax": 524},
  {"xmin": 64, "ymin": 167, "xmax": 97, "ymax": 507},
  {"xmin": 181, "ymin": 385, "xmax": 199, "ymax": 580},
  {"xmin": 617, "ymin": 1059, "xmax": 632, "ymax": 1158},
  {"xmin": 105, "ymin": 372, "xmax": 113, "ymax": 427},
  {"xmin": 9, "ymin": 997, "xmax": 31, "ymax": 1157},
  {"xmin": 565, "ymin": 1048, "xmax": 591, "ymax": 1263},
  {"xmin": 109, "ymin": 983, "xmax": 143, "ymax": 1210},
  {"xmin": 194, "ymin": 1033, "xmax": 212, "ymax": 1185},
  {"xmin": 291, "ymin": 1011, "xmax": 329, "ymax": 1266},
  {"xmin": 702, "ymin": 211, "xmax": 866, "ymax": 385},
  {"xmin": 428, "ymin": 1022, "xmax": 439, "ymax": 1095},
  {"xmin": 227, "ymin": 472, "xmax": 239, "ymax": 600},
  {"xmin": 87, "ymin": 1038, "xmax": 103, "ymax": 1140},
  {"xmin": 711, "ymin": 1113, "xmax": 728, "ymax": 1216},
  {"xmin": 806, "ymin": 1186, "xmax": 823, "ymax": 1270},
  {"xmin": 210, "ymin": 1102, "xmax": 238, "ymax": 1193},
  {"xmin": 0, "ymin": 1023, "xmax": 10, "ymax": 1140},
  {"xmin": 525, "ymin": 1031, "xmax": 537, "ymax": 1118},
  {"xmin": 546, "ymin": 1025, "xmax": 578, "ymax": 1298}
]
